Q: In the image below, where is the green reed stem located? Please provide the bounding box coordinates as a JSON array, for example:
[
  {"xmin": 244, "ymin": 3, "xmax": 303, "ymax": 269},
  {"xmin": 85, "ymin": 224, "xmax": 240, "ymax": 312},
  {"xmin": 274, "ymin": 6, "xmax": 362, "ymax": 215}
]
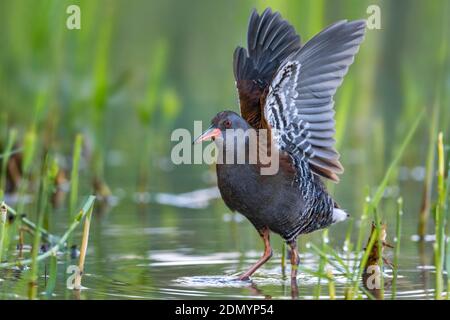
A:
[
  {"xmin": 351, "ymin": 226, "xmax": 378, "ymax": 299},
  {"xmin": 373, "ymin": 209, "xmax": 384, "ymax": 299},
  {"xmin": 355, "ymin": 190, "xmax": 371, "ymax": 257},
  {"xmin": 344, "ymin": 217, "xmax": 354, "ymax": 252},
  {"xmin": 324, "ymin": 245, "xmax": 351, "ymax": 277},
  {"xmin": 45, "ymin": 253, "xmax": 58, "ymax": 297},
  {"xmin": 0, "ymin": 195, "xmax": 96, "ymax": 269},
  {"xmin": 347, "ymin": 190, "xmax": 371, "ymax": 298},
  {"xmin": 281, "ymin": 242, "xmax": 286, "ymax": 277},
  {"xmin": 327, "ymin": 268, "xmax": 336, "ymax": 300},
  {"xmin": 447, "ymin": 239, "xmax": 450, "ymax": 300},
  {"xmin": 370, "ymin": 112, "xmax": 424, "ymax": 211},
  {"xmin": 434, "ymin": 132, "xmax": 446, "ymax": 299},
  {"xmin": 309, "ymin": 243, "xmax": 349, "ymax": 276},
  {"xmin": 74, "ymin": 198, "xmax": 95, "ymax": 290},
  {"xmin": 314, "ymin": 230, "xmax": 328, "ymax": 299},
  {"xmin": 4, "ymin": 204, "xmax": 58, "ymax": 244},
  {"xmin": 0, "ymin": 129, "xmax": 17, "ymax": 196},
  {"xmin": 348, "ymin": 111, "xmax": 423, "ymax": 298},
  {"xmin": 28, "ymin": 160, "xmax": 50, "ymax": 299},
  {"xmin": 70, "ymin": 134, "xmax": 83, "ymax": 218},
  {"xmin": 418, "ymin": 103, "xmax": 439, "ymax": 238},
  {"xmin": 15, "ymin": 128, "xmax": 37, "ymax": 219},
  {"xmin": 298, "ymin": 265, "xmax": 333, "ymax": 280},
  {"xmin": 343, "ymin": 218, "xmax": 354, "ymax": 286},
  {"xmin": 445, "ymin": 160, "xmax": 450, "ymax": 300},
  {"xmin": 391, "ymin": 197, "xmax": 403, "ymax": 299},
  {"xmin": 0, "ymin": 202, "xmax": 7, "ymax": 261},
  {"xmin": 67, "ymin": 134, "xmax": 83, "ymax": 249}
]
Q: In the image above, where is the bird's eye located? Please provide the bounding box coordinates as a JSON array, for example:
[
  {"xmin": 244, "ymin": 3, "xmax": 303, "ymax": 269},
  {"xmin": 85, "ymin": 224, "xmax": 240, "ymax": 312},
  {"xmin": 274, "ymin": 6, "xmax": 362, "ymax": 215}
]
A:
[{"xmin": 224, "ymin": 120, "xmax": 232, "ymax": 128}]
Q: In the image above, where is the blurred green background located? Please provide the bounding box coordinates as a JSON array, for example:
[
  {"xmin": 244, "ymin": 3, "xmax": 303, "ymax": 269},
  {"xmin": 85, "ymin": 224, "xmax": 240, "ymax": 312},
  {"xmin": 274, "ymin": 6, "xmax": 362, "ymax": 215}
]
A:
[
  {"xmin": 1, "ymin": 0, "xmax": 449, "ymax": 192},
  {"xmin": 0, "ymin": 0, "xmax": 449, "ymax": 299}
]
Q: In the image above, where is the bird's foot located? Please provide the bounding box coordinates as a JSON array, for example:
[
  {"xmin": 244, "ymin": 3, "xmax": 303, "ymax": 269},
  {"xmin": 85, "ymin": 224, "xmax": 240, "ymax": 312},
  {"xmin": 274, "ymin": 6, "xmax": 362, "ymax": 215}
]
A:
[
  {"xmin": 237, "ymin": 275, "xmax": 251, "ymax": 281},
  {"xmin": 383, "ymin": 257, "xmax": 394, "ymax": 269},
  {"xmin": 383, "ymin": 241, "xmax": 394, "ymax": 249}
]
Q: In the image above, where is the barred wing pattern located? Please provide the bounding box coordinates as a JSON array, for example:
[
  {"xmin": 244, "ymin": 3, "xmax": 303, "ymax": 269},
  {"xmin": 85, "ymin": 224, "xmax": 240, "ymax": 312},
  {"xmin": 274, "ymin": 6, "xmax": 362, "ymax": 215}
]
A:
[{"xmin": 265, "ymin": 20, "xmax": 366, "ymax": 182}]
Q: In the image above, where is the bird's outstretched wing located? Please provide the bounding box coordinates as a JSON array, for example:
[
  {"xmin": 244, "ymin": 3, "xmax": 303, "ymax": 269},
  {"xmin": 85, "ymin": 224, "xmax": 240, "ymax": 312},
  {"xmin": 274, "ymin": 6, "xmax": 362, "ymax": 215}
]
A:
[
  {"xmin": 264, "ymin": 20, "xmax": 366, "ymax": 182},
  {"xmin": 233, "ymin": 8, "xmax": 301, "ymax": 129}
]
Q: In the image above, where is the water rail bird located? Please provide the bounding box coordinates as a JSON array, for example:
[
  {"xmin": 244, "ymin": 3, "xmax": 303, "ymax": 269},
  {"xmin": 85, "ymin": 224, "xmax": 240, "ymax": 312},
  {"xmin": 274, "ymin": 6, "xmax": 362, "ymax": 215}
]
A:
[{"xmin": 194, "ymin": 8, "xmax": 366, "ymax": 283}]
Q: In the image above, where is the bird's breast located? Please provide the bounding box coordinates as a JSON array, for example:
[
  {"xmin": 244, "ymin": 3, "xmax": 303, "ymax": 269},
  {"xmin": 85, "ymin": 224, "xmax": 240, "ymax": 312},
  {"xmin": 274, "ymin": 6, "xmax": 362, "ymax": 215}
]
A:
[{"xmin": 216, "ymin": 163, "xmax": 305, "ymax": 227}]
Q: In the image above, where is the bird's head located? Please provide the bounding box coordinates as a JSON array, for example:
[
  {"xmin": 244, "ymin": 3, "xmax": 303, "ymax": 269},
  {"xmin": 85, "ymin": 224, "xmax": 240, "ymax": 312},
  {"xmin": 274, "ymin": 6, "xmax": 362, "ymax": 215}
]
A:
[{"xmin": 193, "ymin": 111, "xmax": 251, "ymax": 145}]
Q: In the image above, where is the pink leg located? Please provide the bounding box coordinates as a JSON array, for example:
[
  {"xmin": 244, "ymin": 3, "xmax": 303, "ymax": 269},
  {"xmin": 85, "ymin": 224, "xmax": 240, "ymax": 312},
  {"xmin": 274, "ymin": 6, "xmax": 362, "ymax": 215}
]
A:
[
  {"xmin": 239, "ymin": 227, "xmax": 272, "ymax": 280},
  {"xmin": 288, "ymin": 240, "xmax": 299, "ymax": 280},
  {"xmin": 288, "ymin": 240, "xmax": 299, "ymax": 299}
]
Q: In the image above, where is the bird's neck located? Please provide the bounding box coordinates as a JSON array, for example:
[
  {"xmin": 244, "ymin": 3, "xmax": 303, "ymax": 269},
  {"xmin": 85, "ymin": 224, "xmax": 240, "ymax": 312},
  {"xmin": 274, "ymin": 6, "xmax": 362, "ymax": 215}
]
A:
[{"xmin": 216, "ymin": 136, "xmax": 250, "ymax": 166}]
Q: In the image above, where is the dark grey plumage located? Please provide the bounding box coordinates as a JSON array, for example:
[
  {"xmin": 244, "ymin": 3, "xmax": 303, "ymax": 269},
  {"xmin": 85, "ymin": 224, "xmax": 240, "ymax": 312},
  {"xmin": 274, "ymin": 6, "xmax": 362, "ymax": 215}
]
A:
[
  {"xmin": 233, "ymin": 8, "xmax": 301, "ymax": 85},
  {"xmin": 217, "ymin": 151, "xmax": 336, "ymax": 241}
]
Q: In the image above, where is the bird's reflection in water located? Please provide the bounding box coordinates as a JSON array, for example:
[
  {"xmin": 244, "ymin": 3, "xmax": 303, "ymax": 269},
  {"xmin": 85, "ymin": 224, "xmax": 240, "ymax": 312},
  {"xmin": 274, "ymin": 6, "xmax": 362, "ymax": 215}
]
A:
[
  {"xmin": 291, "ymin": 279, "xmax": 299, "ymax": 299},
  {"xmin": 73, "ymin": 289, "xmax": 81, "ymax": 300},
  {"xmin": 246, "ymin": 280, "xmax": 299, "ymax": 300},
  {"xmin": 247, "ymin": 281, "xmax": 272, "ymax": 299}
]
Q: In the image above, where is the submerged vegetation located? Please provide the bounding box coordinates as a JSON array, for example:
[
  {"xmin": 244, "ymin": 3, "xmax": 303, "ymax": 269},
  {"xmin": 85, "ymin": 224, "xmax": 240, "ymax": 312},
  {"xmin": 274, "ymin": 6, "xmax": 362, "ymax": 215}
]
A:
[{"xmin": 0, "ymin": 0, "xmax": 449, "ymax": 299}]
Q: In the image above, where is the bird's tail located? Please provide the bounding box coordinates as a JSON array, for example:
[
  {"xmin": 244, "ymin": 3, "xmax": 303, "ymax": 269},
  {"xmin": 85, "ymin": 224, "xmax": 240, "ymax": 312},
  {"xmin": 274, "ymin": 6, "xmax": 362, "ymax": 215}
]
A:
[{"xmin": 332, "ymin": 208, "xmax": 349, "ymax": 224}]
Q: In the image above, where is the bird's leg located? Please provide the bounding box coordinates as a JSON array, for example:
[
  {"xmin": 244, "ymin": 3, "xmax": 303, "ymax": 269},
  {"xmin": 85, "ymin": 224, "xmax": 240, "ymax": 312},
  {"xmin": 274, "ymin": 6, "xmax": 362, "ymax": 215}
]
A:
[
  {"xmin": 288, "ymin": 239, "xmax": 299, "ymax": 299},
  {"xmin": 288, "ymin": 240, "xmax": 299, "ymax": 280},
  {"xmin": 239, "ymin": 227, "xmax": 272, "ymax": 281}
]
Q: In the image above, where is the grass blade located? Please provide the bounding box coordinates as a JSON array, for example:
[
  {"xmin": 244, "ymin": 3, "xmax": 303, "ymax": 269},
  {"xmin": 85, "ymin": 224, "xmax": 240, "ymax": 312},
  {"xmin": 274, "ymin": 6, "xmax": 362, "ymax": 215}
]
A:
[
  {"xmin": 391, "ymin": 197, "xmax": 403, "ymax": 299},
  {"xmin": 370, "ymin": 111, "xmax": 424, "ymax": 210},
  {"xmin": 74, "ymin": 198, "xmax": 95, "ymax": 290},
  {"xmin": 45, "ymin": 253, "xmax": 58, "ymax": 297}
]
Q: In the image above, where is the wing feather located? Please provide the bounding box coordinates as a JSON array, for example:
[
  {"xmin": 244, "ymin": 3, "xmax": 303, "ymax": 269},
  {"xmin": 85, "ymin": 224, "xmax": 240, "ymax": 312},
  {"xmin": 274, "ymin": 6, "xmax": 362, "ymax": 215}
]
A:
[
  {"xmin": 233, "ymin": 8, "xmax": 301, "ymax": 128},
  {"xmin": 264, "ymin": 20, "xmax": 366, "ymax": 182}
]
